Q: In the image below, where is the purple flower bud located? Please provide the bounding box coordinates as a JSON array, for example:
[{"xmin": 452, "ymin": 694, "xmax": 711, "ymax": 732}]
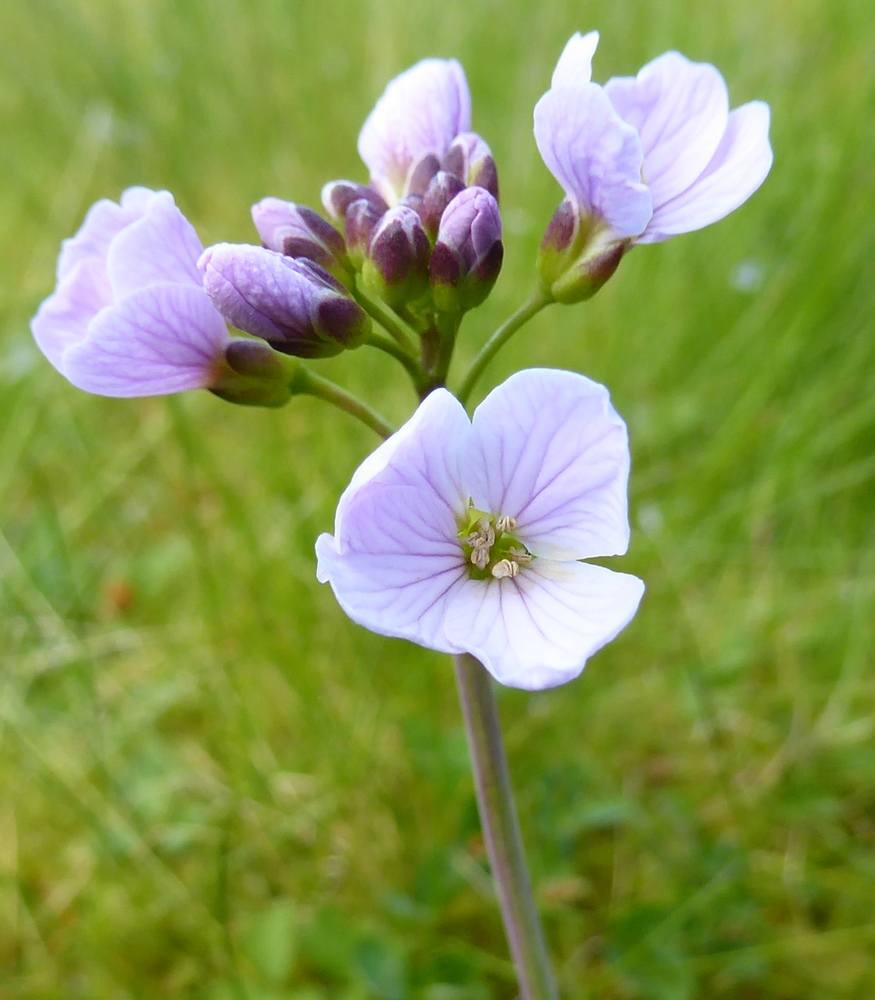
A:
[
  {"xmin": 200, "ymin": 244, "xmax": 369, "ymax": 358},
  {"xmin": 321, "ymin": 180, "xmax": 388, "ymax": 221},
  {"xmin": 443, "ymin": 132, "xmax": 499, "ymax": 200},
  {"xmin": 429, "ymin": 187, "xmax": 503, "ymax": 312},
  {"xmin": 344, "ymin": 198, "xmax": 384, "ymax": 267},
  {"xmin": 420, "ymin": 170, "xmax": 466, "ymax": 238},
  {"xmin": 537, "ymin": 199, "xmax": 628, "ymax": 304},
  {"xmin": 251, "ymin": 198, "xmax": 348, "ymax": 277},
  {"xmin": 361, "ymin": 206, "xmax": 430, "ymax": 305},
  {"xmin": 406, "ymin": 153, "xmax": 441, "ymax": 197}
]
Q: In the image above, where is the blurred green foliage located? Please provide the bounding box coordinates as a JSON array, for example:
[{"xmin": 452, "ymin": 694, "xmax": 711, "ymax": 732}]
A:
[{"xmin": 1, "ymin": 0, "xmax": 874, "ymax": 997}]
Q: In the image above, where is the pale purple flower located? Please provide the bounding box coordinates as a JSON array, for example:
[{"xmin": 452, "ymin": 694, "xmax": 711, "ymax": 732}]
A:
[
  {"xmin": 31, "ymin": 188, "xmax": 230, "ymax": 396},
  {"xmin": 251, "ymin": 197, "xmax": 348, "ymax": 276},
  {"xmin": 316, "ymin": 369, "xmax": 644, "ymax": 690},
  {"xmin": 534, "ymin": 31, "xmax": 773, "ymax": 243},
  {"xmin": 358, "ymin": 58, "xmax": 471, "ymax": 205}
]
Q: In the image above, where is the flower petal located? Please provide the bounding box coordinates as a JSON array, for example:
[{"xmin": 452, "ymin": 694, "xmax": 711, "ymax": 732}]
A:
[
  {"xmin": 551, "ymin": 30, "xmax": 600, "ymax": 88},
  {"xmin": 62, "ymin": 283, "xmax": 229, "ymax": 397},
  {"xmin": 316, "ymin": 388, "xmax": 474, "ymax": 651},
  {"xmin": 469, "ymin": 369, "xmax": 631, "ymax": 560},
  {"xmin": 358, "ymin": 59, "xmax": 471, "ymax": 203},
  {"xmin": 639, "ymin": 101, "xmax": 773, "ymax": 243},
  {"xmin": 534, "ymin": 83, "xmax": 652, "ymax": 238},
  {"xmin": 31, "ymin": 258, "xmax": 112, "ymax": 370},
  {"xmin": 605, "ymin": 52, "xmax": 729, "ymax": 210},
  {"xmin": 444, "ymin": 562, "xmax": 644, "ymax": 689},
  {"xmin": 107, "ymin": 191, "xmax": 204, "ymax": 297}
]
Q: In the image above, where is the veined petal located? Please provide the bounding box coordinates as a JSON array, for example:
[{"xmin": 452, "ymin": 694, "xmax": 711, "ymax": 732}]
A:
[
  {"xmin": 358, "ymin": 58, "xmax": 471, "ymax": 203},
  {"xmin": 62, "ymin": 283, "xmax": 229, "ymax": 397},
  {"xmin": 316, "ymin": 388, "xmax": 474, "ymax": 652},
  {"xmin": 551, "ymin": 31, "xmax": 600, "ymax": 88},
  {"xmin": 534, "ymin": 83, "xmax": 652, "ymax": 238},
  {"xmin": 56, "ymin": 191, "xmax": 160, "ymax": 282},
  {"xmin": 31, "ymin": 258, "xmax": 112, "ymax": 370},
  {"xmin": 470, "ymin": 369, "xmax": 631, "ymax": 560},
  {"xmin": 107, "ymin": 191, "xmax": 204, "ymax": 298},
  {"xmin": 640, "ymin": 101, "xmax": 772, "ymax": 243},
  {"xmin": 444, "ymin": 562, "xmax": 644, "ymax": 690},
  {"xmin": 605, "ymin": 52, "xmax": 729, "ymax": 210}
]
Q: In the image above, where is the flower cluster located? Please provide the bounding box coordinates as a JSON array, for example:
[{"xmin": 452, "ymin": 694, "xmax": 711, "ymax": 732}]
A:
[{"xmin": 30, "ymin": 30, "xmax": 772, "ymax": 689}]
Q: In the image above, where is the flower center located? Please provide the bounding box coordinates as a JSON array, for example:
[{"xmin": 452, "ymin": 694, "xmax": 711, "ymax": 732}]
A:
[{"xmin": 457, "ymin": 500, "xmax": 533, "ymax": 581}]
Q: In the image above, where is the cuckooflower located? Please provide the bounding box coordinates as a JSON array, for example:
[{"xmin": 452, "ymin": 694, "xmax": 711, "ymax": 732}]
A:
[
  {"xmin": 31, "ymin": 188, "xmax": 231, "ymax": 396},
  {"xmin": 316, "ymin": 369, "xmax": 644, "ymax": 690},
  {"xmin": 358, "ymin": 58, "xmax": 472, "ymax": 204},
  {"xmin": 534, "ymin": 30, "xmax": 773, "ymax": 254}
]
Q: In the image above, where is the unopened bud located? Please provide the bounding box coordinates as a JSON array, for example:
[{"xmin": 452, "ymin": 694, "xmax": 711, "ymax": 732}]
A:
[
  {"xmin": 321, "ymin": 180, "xmax": 388, "ymax": 221},
  {"xmin": 406, "ymin": 153, "xmax": 441, "ymax": 197},
  {"xmin": 443, "ymin": 132, "xmax": 499, "ymax": 200},
  {"xmin": 361, "ymin": 206, "xmax": 430, "ymax": 306},
  {"xmin": 344, "ymin": 199, "xmax": 384, "ymax": 268},
  {"xmin": 210, "ymin": 338, "xmax": 295, "ymax": 408},
  {"xmin": 200, "ymin": 244, "xmax": 369, "ymax": 358},
  {"xmin": 251, "ymin": 198, "xmax": 349, "ymax": 278},
  {"xmin": 537, "ymin": 200, "xmax": 628, "ymax": 304},
  {"xmin": 429, "ymin": 187, "xmax": 503, "ymax": 313},
  {"xmin": 421, "ymin": 170, "xmax": 466, "ymax": 238}
]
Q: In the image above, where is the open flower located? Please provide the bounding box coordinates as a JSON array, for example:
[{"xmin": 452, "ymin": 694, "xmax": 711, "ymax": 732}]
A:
[
  {"xmin": 358, "ymin": 58, "xmax": 472, "ymax": 204},
  {"xmin": 316, "ymin": 369, "xmax": 644, "ymax": 690},
  {"xmin": 31, "ymin": 188, "xmax": 230, "ymax": 396},
  {"xmin": 534, "ymin": 30, "xmax": 773, "ymax": 252}
]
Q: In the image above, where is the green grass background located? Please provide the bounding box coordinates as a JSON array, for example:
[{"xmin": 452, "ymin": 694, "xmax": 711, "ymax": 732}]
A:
[{"xmin": 2, "ymin": 0, "xmax": 874, "ymax": 997}]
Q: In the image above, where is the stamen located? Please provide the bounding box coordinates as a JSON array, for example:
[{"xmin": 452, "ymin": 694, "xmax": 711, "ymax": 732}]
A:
[
  {"xmin": 495, "ymin": 515, "xmax": 517, "ymax": 533},
  {"xmin": 508, "ymin": 546, "xmax": 532, "ymax": 564},
  {"xmin": 470, "ymin": 545, "xmax": 491, "ymax": 571},
  {"xmin": 491, "ymin": 559, "xmax": 519, "ymax": 580}
]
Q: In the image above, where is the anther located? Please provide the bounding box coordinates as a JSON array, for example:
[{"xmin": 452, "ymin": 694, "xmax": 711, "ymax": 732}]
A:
[
  {"xmin": 470, "ymin": 546, "xmax": 491, "ymax": 571},
  {"xmin": 495, "ymin": 515, "xmax": 517, "ymax": 533},
  {"xmin": 491, "ymin": 559, "xmax": 519, "ymax": 580}
]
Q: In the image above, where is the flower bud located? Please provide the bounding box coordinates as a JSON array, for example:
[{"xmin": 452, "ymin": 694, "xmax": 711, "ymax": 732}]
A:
[
  {"xmin": 210, "ymin": 339, "xmax": 295, "ymax": 407},
  {"xmin": 321, "ymin": 180, "xmax": 388, "ymax": 221},
  {"xmin": 344, "ymin": 198, "xmax": 384, "ymax": 268},
  {"xmin": 251, "ymin": 198, "xmax": 348, "ymax": 278},
  {"xmin": 429, "ymin": 187, "xmax": 503, "ymax": 313},
  {"xmin": 537, "ymin": 200, "xmax": 628, "ymax": 304},
  {"xmin": 443, "ymin": 132, "xmax": 499, "ymax": 200},
  {"xmin": 200, "ymin": 244, "xmax": 369, "ymax": 358},
  {"xmin": 420, "ymin": 170, "xmax": 466, "ymax": 238},
  {"xmin": 406, "ymin": 153, "xmax": 442, "ymax": 197},
  {"xmin": 360, "ymin": 206, "xmax": 430, "ymax": 306}
]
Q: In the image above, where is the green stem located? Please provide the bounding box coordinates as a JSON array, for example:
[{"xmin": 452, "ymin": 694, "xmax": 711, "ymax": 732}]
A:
[
  {"xmin": 291, "ymin": 367, "xmax": 393, "ymax": 439},
  {"xmin": 454, "ymin": 654, "xmax": 558, "ymax": 1000},
  {"xmin": 352, "ymin": 282, "xmax": 420, "ymax": 356},
  {"xmin": 457, "ymin": 292, "xmax": 550, "ymax": 406},
  {"xmin": 365, "ymin": 331, "xmax": 425, "ymax": 387}
]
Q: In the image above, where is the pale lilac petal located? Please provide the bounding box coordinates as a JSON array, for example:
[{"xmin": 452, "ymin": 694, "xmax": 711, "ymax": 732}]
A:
[
  {"xmin": 534, "ymin": 83, "xmax": 652, "ymax": 238},
  {"xmin": 62, "ymin": 283, "xmax": 229, "ymax": 397},
  {"xmin": 31, "ymin": 259, "xmax": 112, "ymax": 369},
  {"xmin": 551, "ymin": 31, "xmax": 600, "ymax": 88},
  {"xmin": 639, "ymin": 101, "xmax": 773, "ymax": 243},
  {"xmin": 444, "ymin": 562, "xmax": 644, "ymax": 690},
  {"xmin": 107, "ymin": 191, "xmax": 203, "ymax": 297},
  {"xmin": 469, "ymin": 369, "xmax": 631, "ymax": 560},
  {"xmin": 605, "ymin": 52, "xmax": 729, "ymax": 210},
  {"xmin": 316, "ymin": 389, "xmax": 474, "ymax": 650},
  {"xmin": 358, "ymin": 59, "xmax": 471, "ymax": 203},
  {"xmin": 57, "ymin": 196, "xmax": 143, "ymax": 282}
]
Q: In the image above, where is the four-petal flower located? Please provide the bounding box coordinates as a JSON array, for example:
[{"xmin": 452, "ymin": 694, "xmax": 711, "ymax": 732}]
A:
[{"xmin": 316, "ymin": 369, "xmax": 644, "ymax": 690}]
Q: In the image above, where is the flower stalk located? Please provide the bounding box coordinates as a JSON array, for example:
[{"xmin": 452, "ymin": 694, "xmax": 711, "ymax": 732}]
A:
[
  {"xmin": 291, "ymin": 367, "xmax": 393, "ymax": 439},
  {"xmin": 454, "ymin": 653, "xmax": 558, "ymax": 1000}
]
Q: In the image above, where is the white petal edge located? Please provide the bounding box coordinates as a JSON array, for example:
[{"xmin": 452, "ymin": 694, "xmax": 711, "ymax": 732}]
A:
[
  {"xmin": 444, "ymin": 562, "xmax": 645, "ymax": 690},
  {"xmin": 551, "ymin": 31, "xmax": 600, "ymax": 88},
  {"xmin": 639, "ymin": 101, "xmax": 773, "ymax": 243}
]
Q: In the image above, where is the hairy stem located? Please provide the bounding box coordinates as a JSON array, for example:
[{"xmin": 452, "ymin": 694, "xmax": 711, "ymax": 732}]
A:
[
  {"xmin": 291, "ymin": 367, "xmax": 393, "ymax": 439},
  {"xmin": 454, "ymin": 654, "xmax": 559, "ymax": 1000},
  {"xmin": 457, "ymin": 292, "xmax": 550, "ymax": 406}
]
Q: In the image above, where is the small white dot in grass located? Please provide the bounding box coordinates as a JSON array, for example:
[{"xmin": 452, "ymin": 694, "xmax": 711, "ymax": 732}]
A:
[
  {"xmin": 637, "ymin": 502, "xmax": 664, "ymax": 535},
  {"xmin": 730, "ymin": 259, "xmax": 764, "ymax": 293}
]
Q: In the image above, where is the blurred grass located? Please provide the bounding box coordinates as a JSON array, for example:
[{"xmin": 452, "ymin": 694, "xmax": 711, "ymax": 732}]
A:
[{"xmin": 1, "ymin": 0, "xmax": 874, "ymax": 996}]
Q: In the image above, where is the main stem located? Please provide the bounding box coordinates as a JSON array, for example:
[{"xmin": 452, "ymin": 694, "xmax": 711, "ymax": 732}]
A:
[
  {"xmin": 457, "ymin": 292, "xmax": 550, "ymax": 406},
  {"xmin": 454, "ymin": 654, "xmax": 558, "ymax": 1000}
]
